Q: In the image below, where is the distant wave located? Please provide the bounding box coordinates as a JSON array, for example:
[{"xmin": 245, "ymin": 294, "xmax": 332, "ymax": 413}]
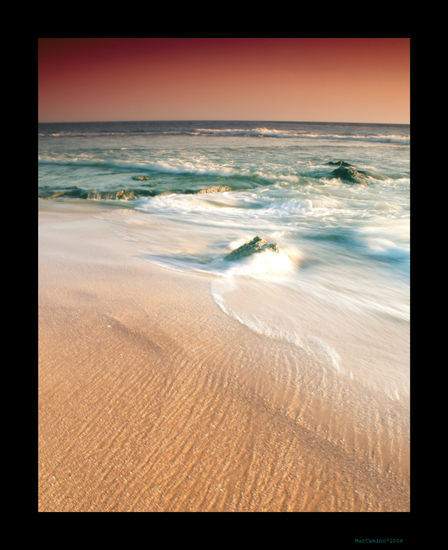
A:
[
  {"xmin": 300, "ymin": 133, "xmax": 409, "ymax": 144},
  {"xmin": 191, "ymin": 128, "xmax": 409, "ymax": 144},
  {"xmin": 38, "ymin": 131, "xmax": 135, "ymax": 137},
  {"xmin": 39, "ymin": 127, "xmax": 409, "ymax": 144},
  {"xmin": 191, "ymin": 127, "xmax": 300, "ymax": 138}
]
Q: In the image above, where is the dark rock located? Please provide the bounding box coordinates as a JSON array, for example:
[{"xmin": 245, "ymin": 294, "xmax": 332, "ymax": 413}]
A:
[
  {"xmin": 39, "ymin": 186, "xmax": 86, "ymax": 199},
  {"xmin": 330, "ymin": 161, "xmax": 370, "ymax": 184},
  {"xmin": 224, "ymin": 236, "xmax": 279, "ymax": 261},
  {"xmin": 326, "ymin": 160, "xmax": 352, "ymax": 167}
]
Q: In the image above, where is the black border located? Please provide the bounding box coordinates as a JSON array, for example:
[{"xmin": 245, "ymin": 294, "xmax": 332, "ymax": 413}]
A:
[{"xmin": 34, "ymin": 32, "xmax": 416, "ymax": 547}]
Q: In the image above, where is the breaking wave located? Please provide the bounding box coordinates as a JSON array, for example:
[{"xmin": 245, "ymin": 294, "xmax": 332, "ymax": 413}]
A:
[{"xmin": 190, "ymin": 127, "xmax": 409, "ymax": 144}]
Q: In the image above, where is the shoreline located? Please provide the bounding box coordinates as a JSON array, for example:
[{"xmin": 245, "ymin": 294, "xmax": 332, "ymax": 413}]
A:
[{"xmin": 38, "ymin": 199, "xmax": 409, "ymax": 512}]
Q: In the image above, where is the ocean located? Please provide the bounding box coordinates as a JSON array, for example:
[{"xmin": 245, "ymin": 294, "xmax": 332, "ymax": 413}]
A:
[{"xmin": 38, "ymin": 120, "xmax": 410, "ymax": 401}]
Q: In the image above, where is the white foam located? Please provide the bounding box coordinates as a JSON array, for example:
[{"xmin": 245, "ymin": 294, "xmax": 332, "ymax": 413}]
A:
[
  {"xmin": 210, "ymin": 282, "xmax": 306, "ymax": 350},
  {"xmin": 225, "ymin": 249, "xmax": 298, "ymax": 279},
  {"xmin": 309, "ymin": 337, "xmax": 341, "ymax": 372}
]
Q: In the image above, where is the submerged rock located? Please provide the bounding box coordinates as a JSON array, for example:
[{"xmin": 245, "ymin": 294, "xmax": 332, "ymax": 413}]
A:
[
  {"xmin": 86, "ymin": 189, "xmax": 137, "ymax": 200},
  {"xmin": 132, "ymin": 176, "xmax": 150, "ymax": 181},
  {"xmin": 146, "ymin": 186, "xmax": 232, "ymax": 196},
  {"xmin": 114, "ymin": 189, "xmax": 137, "ymax": 200},
  {"xmin": 194, "ymin": 185, "xmax": 232, "ymax": 194},
  {"xmin": 40, "ymin": 183, "xmax": 232, "ymax": 201},
  {"xmin": 39, "ymin": 186, "xmax": 87, "ymax": 199},
  {"xmin": 330, "ymin": 161, "xmax": 370, "ymax": 184},
  {"xmin": 40, "ymin": 186, "xmax": 146, "ymax": 201},
  {"xmin": 225, "ymin": 236, "xmax": 279, "ymax": 261}
]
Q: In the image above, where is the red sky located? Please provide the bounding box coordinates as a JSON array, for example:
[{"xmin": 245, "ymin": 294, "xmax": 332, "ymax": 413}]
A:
[{"xmin": 38, "ymin": 38, "xmax": 410, "ymax": 123}]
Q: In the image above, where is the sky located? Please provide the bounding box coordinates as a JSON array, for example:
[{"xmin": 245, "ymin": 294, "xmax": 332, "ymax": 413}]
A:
[{"xmin": 38, "ymin": 38, "xmax": 410, "ymax": 124}]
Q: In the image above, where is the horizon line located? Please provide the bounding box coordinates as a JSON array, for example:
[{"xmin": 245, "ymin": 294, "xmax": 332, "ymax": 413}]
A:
[{"xmin": 38, "ymin": 119, "xmax": 410, "ymax": 126}]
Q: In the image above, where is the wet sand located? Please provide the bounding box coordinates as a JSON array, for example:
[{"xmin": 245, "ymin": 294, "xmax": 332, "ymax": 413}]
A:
[{"xmin": 38, "ymin": 200, "xmax": 410, "ymax": 512}]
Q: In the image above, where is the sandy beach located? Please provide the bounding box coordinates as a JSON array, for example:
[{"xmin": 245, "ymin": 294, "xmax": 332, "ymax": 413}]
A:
[{"xmin": 38, "ymin": 199, "xmax": 410, "ymax": 512}]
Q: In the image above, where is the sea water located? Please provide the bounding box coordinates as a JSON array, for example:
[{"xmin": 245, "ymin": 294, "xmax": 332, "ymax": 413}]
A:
[{"xmin": 38, "ymin": 121, "xmax": 410, "ymax": 400}]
